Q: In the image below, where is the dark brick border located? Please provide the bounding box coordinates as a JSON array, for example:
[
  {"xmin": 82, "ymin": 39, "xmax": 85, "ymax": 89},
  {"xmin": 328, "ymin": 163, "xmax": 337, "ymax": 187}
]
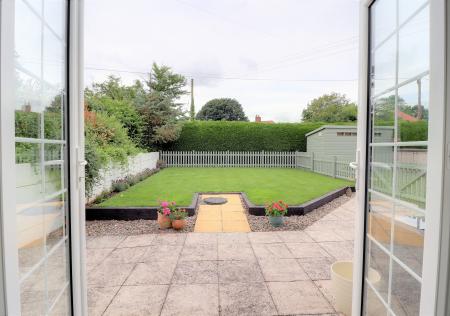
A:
[
  {"xmin": 86, "ymin": 187, "xmax": 354, "ymax": 220},
  {"xmin": 241, "ymin": 186, "xmax": 355, "ymax": 216},
  {"xmin": 86, "ymin": 194, "xmax": 200, "ymax": 221}
]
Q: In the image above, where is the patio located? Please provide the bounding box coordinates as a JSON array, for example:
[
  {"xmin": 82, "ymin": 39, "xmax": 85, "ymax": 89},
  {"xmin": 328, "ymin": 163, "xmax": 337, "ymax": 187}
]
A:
[{"xmin": 87, "ymin": 197, "xmax": 355, "ymax": 315}]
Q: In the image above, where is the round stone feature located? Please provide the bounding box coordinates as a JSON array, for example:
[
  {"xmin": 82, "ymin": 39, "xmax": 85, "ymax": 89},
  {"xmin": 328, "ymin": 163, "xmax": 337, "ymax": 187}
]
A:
[{"xmin": 203, "ymin": 197, "xmax": 228, "ymax": 205}]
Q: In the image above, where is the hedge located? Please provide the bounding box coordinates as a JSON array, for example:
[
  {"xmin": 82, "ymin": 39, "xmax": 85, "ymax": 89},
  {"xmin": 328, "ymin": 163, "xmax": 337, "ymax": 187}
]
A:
[{"xmin": 163, "ymin": 121, "xmax": 325, "ymax": 152}]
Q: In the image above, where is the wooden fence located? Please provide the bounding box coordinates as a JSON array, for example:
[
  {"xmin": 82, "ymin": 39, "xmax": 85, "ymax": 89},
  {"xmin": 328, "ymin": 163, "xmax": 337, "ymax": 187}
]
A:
[
  {"xmin": 160, "ymin": 150, "xmax": 427, "ymax": 208},
  {"xmin": 160, "ymin": 151, "xmax": 356, "ymax": 180}
]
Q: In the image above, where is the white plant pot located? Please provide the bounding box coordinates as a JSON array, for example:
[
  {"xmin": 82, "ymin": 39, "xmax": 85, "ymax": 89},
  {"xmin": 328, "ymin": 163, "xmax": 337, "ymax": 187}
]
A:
[{"xmin": 331, "ymin": 261, "xmax": 380, "ymax": 316}]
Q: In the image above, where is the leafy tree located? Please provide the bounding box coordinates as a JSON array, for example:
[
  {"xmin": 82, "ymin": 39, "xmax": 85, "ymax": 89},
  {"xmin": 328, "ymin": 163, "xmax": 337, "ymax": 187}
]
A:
[
  {"xmin": 86, "ymin": 96, "xmax": 144, "ymax": 146},
  {"xmin": 301, "ymin": 93, "xmax": 357, "ymax": 122},
  {"xmin": 196, "ymin": 98, "xmax": 248, "ymax": 121},
  {"xmin": 137, "ymin": 63, "xmax": 187, "ymax": 148},
  {"xmin": 374, "ymin": 95, "xmax": 429, "ymax": 121}
]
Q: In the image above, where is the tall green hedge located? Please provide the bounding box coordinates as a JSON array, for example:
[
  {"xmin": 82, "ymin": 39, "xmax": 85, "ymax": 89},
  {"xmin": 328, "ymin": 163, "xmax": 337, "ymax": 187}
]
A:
[{"xmin": 164, "ymin": 121, "xmax": 324, "ymax": 152}]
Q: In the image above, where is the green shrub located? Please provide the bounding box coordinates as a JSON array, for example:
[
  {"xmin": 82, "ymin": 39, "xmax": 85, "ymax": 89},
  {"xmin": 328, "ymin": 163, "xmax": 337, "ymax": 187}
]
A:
[
  {"xmin": 399, "ymin": 121, "xmax": 428, "ymax": 142},
  {"xmin": 164, "ymin": 121, "xmax": 324, "ymax": 152},
  {"xmin": 111, "ymin": 179, "xmax": 130, "ymax": 192}
]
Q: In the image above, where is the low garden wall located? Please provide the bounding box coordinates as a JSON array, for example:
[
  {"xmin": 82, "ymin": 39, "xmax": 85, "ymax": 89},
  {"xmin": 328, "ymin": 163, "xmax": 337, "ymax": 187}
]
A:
[{"xmin": 89, "ymin": 152, "xmax": 159, "ymax": 202}]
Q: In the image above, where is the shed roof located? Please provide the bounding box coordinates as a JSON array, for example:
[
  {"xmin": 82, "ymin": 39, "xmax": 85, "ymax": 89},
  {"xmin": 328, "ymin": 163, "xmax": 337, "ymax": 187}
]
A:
[
  {"xmin": 305, "ymin": 124, "xmax": 394, "ymax": 137},
  {"xmin": 305, "ymin": 125, "xmax": 356, "ymax": 137}
]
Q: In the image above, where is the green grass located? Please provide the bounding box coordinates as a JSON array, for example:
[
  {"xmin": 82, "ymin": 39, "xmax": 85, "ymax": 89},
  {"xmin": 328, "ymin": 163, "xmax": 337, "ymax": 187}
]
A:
[{"xmin": 99, "ymin": 168, "xmax": 353, "ymax": 207}]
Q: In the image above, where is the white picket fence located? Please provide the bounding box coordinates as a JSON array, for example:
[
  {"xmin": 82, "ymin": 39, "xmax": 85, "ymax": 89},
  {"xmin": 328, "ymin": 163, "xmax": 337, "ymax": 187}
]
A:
[{"xmin": 160, "ymin": 151, "xmax": 356, "ymax": 180}]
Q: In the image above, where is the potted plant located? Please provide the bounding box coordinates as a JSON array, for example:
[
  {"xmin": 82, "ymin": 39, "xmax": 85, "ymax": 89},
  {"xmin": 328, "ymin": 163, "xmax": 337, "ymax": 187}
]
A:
[
  {"xmin": 265, "ymin": 201, "xmax": 288, "ymax": 227},
  {"xmin": 158, "ymin": 201, "xmax": 176, "ymax": 229},
  {"xmin": 170, "ymin": 208, "xmax": 187, "ymax": 230}
]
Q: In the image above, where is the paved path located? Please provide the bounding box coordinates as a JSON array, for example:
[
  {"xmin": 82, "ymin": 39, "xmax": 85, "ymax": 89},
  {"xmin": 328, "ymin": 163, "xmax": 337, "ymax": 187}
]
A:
[
  {"xmin": 87, "ymin": 197, "xmax": 355, "ymax": 315},
  {"xmin": 194, "ymin": 194, "xmax": 251, "ymax": 233}
]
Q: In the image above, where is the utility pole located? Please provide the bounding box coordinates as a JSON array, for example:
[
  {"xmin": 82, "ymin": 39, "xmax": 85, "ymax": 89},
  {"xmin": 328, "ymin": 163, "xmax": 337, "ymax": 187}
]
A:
[
  {"xmin": 190, "ymin": 78, "xmax": 195, "ymax": 120},
  {"xmin": 416, "ymin": 78, "xmax": 423, "ymax": 120}
]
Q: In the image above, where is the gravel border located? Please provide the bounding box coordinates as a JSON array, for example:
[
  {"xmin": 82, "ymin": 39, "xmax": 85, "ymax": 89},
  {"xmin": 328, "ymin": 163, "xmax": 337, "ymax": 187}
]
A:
[
  {"xmin": 86, "ymin": 214, "xmax": 197, "ymax": 237},
  {"xmin": 246, "ymin": 193, "xmax": 354, "ymax": 232},
  {"xmin": 86, "ymin": 193, "xmax": 353, "ymax": 236}
]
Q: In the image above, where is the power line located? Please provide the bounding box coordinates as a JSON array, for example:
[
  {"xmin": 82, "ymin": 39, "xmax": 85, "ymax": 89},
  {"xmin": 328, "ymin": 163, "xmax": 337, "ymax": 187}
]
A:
[{"xmin": 84, "ymin": 66, "xmax": 357, "ymax": 82}]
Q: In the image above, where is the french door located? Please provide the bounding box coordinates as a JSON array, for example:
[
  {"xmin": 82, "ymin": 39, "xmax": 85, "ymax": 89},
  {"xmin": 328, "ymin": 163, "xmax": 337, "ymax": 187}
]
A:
[
  {"xmin": 354, "ymin": 0, "xmax": 448, "ymax": 315},
  {"xmin": 0, "ymin": 0, "xmax": 86, "ymax": 315}
]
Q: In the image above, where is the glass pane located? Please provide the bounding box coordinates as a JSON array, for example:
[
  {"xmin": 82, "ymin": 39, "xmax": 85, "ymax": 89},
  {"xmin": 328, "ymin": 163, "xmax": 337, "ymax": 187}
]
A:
[
  {"xmin": 371, "ymin": 37, "xmax": 396, "ymax": 95},
  {"xmin": 372, "ymin": 93, "xmax": 395, "ymax": 143},
  {"xmin": 20, "ymin": 264, "xmax": 46, "ymax": 316},
  {"xmin": 399, "ymin": 0, "xmax": 428, "ymax": 24},
  {"xmin": 369, "ymin": 146, "xmax": 394, "ymax": 196},
  {"xmin": 391, "ymin": 261, "xmax": 421, "ymax": 315},
  {"xmin": 14, "ymin": 0, "xmax": 71, "ymax": 314},
  {"xmin": 46, "ymin": 242, "xmax": 69, "ymax": 308},
  {"xmin": 371, "ymin": 0, "xmax": 396, "ymax": 47},
  {"xmin": 45, "ymin": 164, "xmax": 63, "ymax": 195},
  {"xmin": 393, "ymin": 203, "xmax": 424, "ymax": 276},
  {"xmin": 398, "ymin": 7, "xmax": 429, "ymax": 81},
  {"xmin": 366, "ymin": 240, "xmax": 390, "ymax": 302},
  {"xmin": 364, "ymin": 286, "xmax": 387, "ymax": 316},
  {"xmin": 45, "ymin": 144, "xmax": 64, "ymax": 161},
  {"xmin": 48, "ymin": 287, "xmax": 70, "ymax": 316},
  {"xmin": 366, "ymin": 0, "xmax": 429, "ymax": 313},
  {"xmin": 17, "ymin": 206, "xmax": 45, "ymax": 277},
  {"xmin": 395, "ymin": 147, "xmax": 427, "ymax": 209},
  {"xmin": 368, "ymin": 192, "xmax": 393, "ymax": 248},
  {"xmin": 397, "ymin": 78, "xmax": 429, "ymax": 142},
  {"xmin": 45, "ymin": 196, "xmax": 65, "ymax": 251}
]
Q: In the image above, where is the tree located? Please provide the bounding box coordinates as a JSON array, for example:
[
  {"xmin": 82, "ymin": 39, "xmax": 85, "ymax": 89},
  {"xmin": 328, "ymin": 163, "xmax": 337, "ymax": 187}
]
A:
[
  {"xmin": 196, "ymin": 98, "xmax": 248, "ymax": 121},
  {"xmin": 138, "ymin": 63, "xmax": 188, "ymax": 148},
  {"xmin": 301, "ymin": 92, "xmax": 357, "ymax": 122}
]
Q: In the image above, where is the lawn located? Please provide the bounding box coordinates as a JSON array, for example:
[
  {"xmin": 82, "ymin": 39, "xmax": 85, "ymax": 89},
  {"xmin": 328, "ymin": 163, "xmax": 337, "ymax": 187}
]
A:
[{"xmin": 98, "ymin": 168, "xmax": 353, "ymax": 207}]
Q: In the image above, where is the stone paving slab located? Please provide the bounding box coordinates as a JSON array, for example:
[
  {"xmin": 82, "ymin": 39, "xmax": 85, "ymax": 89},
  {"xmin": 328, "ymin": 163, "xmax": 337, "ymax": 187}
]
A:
[{"xmin": 87, "ymin": 197, "xmax": 356, "ymax": 315}]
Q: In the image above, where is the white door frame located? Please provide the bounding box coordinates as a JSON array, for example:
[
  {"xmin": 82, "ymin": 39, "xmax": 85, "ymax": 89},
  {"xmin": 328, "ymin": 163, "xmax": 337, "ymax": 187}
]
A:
[
  {"xmin": 69, "ymin": 0, "xmax": 87, "ymax": 315},
  {"xmin": 0, "ymin": 0, "xmax": 22, "ymax": 314},
  {"xmin": 353, "ymin": 0, "xmax": 448, "ymax": 315},
  {"xmin": 0, "ymin": 0, "xmax": 87, "ymax": 314}
]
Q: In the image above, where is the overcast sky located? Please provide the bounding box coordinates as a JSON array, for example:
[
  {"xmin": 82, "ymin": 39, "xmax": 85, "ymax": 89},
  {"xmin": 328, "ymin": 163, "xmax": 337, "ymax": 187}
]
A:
[{"xmin": 85, "ymin": 0, "xmax": 359, "ymax": 122}]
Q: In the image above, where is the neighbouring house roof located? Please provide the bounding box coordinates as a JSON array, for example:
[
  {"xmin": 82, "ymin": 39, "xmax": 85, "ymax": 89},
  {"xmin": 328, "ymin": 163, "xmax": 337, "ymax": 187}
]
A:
[
  {"xmin": 255, "ymin": 115, "xmax": 275, "ymax": 124},
  {"xmin": 398, "ymin": 111, "xmax": 419, "ymax": 122}
]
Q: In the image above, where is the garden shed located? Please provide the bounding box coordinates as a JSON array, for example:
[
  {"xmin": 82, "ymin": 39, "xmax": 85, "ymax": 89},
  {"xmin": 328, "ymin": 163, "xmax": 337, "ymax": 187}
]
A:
[{"xmin": 306, "ymin": 125, "xmax": 393, "ymax": 160}]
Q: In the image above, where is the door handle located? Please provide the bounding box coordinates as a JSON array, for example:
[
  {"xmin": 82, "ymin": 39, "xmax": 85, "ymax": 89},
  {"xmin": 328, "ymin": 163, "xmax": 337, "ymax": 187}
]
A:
[{"xmin": 349, "ymin": 161, "xmax": 358, "ymax": 169}]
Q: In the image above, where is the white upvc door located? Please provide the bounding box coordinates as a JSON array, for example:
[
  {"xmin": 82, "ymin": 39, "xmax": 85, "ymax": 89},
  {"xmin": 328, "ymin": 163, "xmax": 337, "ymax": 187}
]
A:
[
  {"xmin": 0, "ymin": 0, "xmax": 86, "ymax": 315},
  {"xmin": 353, "ymin": 0, "xmax": 448, "ymax": 315}
]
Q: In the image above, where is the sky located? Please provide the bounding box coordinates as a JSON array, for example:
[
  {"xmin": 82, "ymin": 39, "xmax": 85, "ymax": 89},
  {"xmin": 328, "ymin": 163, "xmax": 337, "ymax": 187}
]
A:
[{"xmin": 84, "ymin": 0, "xmax": 360, "ymax": 122}]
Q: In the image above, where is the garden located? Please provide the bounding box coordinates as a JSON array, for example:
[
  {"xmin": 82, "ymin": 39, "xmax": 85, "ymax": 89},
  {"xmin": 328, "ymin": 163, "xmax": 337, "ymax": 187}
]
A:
[{"xmin": 97, "ymin": 167, "xmax": 352, "ymax": 207}]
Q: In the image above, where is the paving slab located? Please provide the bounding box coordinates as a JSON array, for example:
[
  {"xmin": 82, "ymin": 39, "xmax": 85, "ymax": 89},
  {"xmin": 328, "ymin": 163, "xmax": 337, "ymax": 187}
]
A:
[
  {"xmin": 298, "ymin": 257, "xmax": 336, "ymax": 280},
  {"xmin": 87, "ymin": 197, "xmax": 357, "ymax": 316},
  {"xmin": 218, "ymin": 243, "xmax": 255, "ymax": 261},
  {"xmin": 172, "ymin": 260, "xmax": 218, "ymax": 284},
  {"xmin": 103, "ymin": 285, "xmax": 168, "ymax": 316},
  {"xmin": 125, "ymin": 261, "xmax": 177, "ymax": 285},
  {"xmin": 117, "ymin": 234, "xmax": 155, "ymax": 248},
  {"xmin": 219, "ymin": 282, "xmax": 277, "ymax": 316},
  {"xmin": 267, "ymin": 280, "xmax": 334, "ymax": 315},
  {"xmin": 258, "ymin": 258, "xmax": 309, "ymax": 282},
  {"xmin": 218, "ymin": 260, "xmax": 264, "ymax": 283},
  {"xmin": 87, "ymin": 286, "xmax": 120, "ymax": 316},
  {"xmin": 161, "ymin": 284, "xmax": 219, "ymax": 316}
]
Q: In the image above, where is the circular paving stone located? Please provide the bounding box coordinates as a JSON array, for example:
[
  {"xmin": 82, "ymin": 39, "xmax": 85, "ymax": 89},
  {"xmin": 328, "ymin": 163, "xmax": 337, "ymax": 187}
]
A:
[{"xmin": 203, "ymin": 197, "xmax": 228, "ymax": 205}]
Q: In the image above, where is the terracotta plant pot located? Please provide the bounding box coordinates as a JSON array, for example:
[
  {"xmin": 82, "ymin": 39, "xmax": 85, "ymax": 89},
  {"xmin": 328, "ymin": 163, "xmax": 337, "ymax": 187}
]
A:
[
  {"xmin": 171, "ymin": 219, "xmax": 186, "ymax": 230},
  {"xmin": 157, "ymin": 213, "xmax": 171, "ymax": 229}
]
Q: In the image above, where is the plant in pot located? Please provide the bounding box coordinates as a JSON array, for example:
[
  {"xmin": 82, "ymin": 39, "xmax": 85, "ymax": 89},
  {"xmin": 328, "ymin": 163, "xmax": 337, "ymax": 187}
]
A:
[
  {"xmin": 158, "ymin": 201, "xmax": 176, "ymax": 229},
  {"xmin": 265, "ymin": 201, "xmax": 288, "ymax": 227},
  {"xmin": 169, "ymin": 208, "xmax": 187, "ymax": 230}
]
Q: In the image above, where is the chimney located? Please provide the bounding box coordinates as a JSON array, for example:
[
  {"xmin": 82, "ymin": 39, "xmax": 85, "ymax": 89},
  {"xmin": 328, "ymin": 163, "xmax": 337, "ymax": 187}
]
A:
[{"xmin": 255, "ymin": 115, "xmax": 261, "ymax": 122}]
